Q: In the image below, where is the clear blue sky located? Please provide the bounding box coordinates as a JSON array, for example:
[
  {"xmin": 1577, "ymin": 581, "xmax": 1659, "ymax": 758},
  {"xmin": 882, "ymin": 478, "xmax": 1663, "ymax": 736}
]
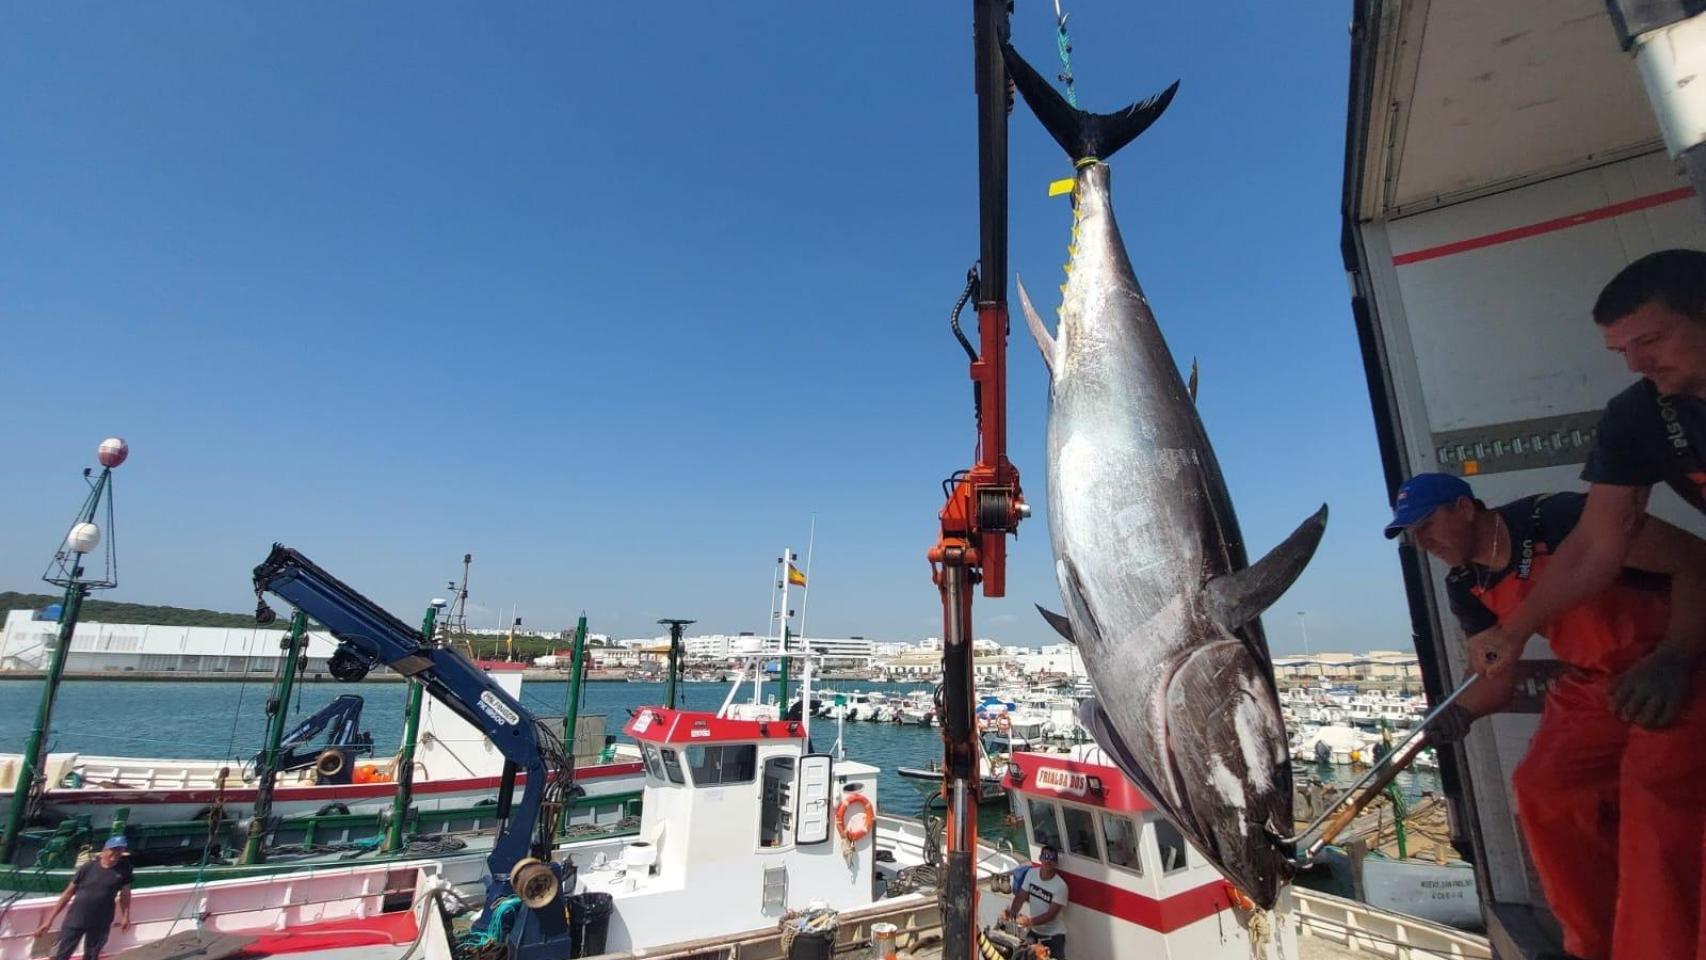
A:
[{"xmin": 0, "ymin": 3, "xmax": 1409, "ymax": 652}]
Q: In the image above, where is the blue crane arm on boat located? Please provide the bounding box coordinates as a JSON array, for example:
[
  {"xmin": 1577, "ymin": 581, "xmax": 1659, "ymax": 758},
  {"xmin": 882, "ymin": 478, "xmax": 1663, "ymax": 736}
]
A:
[
  {"xmin": 251, "ymin": 544, "xmax": 574, "ymax": 957},
  {"xmin": 259, "ymin": 693, "xmax": 373, "ymax": 775}
]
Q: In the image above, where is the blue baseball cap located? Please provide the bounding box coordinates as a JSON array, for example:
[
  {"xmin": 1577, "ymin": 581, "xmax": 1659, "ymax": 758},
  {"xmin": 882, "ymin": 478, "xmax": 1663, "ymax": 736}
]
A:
[
  {"xmin": 103, "ymin": 836, "xmax": 128, "ymax": 850},
  {"xmin": 1382, "ymin": 473, "xmax": 1473, "ymax": 539}
]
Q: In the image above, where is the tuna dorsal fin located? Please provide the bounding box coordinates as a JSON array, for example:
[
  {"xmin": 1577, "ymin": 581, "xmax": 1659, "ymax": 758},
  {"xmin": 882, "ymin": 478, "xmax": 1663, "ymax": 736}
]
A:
[
  {"xmin": 1188, "ymin": 358, "xmax": 1199, "ymax": 403},
  {"xmin": 1202, "ymin": 504, "xmax": 1329, "ymax": 631},
  {"xmin": 1036, "ymin": 604, "xmax": 1075, "ymax": 644},
  {"xmin": 1017, "ymin": 277, "xmax": 1056, "ymax": 376},
  {"xmin": 1003, "ymin": 41, "xmax": 1179, "ymax": 164}
]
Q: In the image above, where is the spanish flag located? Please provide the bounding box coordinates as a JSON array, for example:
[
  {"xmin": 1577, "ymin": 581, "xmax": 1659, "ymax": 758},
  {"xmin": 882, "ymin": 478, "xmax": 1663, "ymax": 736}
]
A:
[{"xmin": 787, "ymin": 563, "xmax": 808, "ymax": 588}]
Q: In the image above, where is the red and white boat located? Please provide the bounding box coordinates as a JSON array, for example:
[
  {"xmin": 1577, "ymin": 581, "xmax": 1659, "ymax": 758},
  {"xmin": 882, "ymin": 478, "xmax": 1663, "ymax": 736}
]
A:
[
  {"xmin": 995, "ymin": 745, "xmax": 1300, "ymax": 959},
  {"xmin": 0, "ymin": 665, "xmax": 644, "ymax": 833}
]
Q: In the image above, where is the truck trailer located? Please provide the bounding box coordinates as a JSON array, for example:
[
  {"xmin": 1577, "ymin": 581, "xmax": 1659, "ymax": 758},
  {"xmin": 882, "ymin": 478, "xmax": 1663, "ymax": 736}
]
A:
[{"xmin": 1343, "ymin": 1, "xmax": 1706, "ymax": 957}]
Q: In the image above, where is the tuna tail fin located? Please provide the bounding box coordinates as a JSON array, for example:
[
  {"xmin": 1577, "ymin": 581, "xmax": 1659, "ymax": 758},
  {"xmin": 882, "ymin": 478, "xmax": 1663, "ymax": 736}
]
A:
[
  {"xmin": 1017, "ymin": 276, "xmax": 1057, "ymax": 375},
  {"xmin": 1003, "ymin": 41, "xmax": 1179, "ymax": 163},
  {"xmin": 1203, "ymin": 504, "xmax": 1329, "ymax": 631}
]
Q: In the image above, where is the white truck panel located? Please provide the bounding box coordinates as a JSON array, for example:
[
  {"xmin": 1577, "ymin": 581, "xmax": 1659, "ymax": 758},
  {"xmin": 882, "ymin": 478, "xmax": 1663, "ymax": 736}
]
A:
[{"xmin": 1357, "ymin": 150, "xmax": 1703, "ymax": 912}]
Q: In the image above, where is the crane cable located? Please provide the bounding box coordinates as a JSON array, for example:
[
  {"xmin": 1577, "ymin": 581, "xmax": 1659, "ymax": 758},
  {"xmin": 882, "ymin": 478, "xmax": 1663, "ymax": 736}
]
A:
[{"xmin": 1052, "ymin": 0, "xmax": 1078, "ymax": 108}]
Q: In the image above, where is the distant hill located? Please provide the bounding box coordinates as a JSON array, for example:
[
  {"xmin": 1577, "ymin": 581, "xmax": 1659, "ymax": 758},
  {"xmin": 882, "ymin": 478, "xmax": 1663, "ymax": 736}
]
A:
[{"xmin": 0, "ymin": 592, "xmax": 261, "ymax": 629}]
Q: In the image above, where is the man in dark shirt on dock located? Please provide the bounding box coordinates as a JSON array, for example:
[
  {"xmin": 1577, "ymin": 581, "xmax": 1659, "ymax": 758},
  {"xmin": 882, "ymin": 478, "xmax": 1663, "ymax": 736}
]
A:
[
  {"xmin": 34, "ymin": 836, "xmax": 133, "ymax": 960},
  {"xmin": 1385, "ymin": 473, "xmax": 1706, "ymax": 960}
]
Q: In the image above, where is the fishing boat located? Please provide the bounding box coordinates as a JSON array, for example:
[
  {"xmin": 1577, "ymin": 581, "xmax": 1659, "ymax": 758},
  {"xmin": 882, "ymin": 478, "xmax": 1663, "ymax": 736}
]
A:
[
  {"xmin": 896, "ymin": 692, "xmax": 936, "ymax": 726},
  {"xmin": 0, "ymin": 666, "xmax": 643, "ymax": 839},
  {"xmin": 998, "ymin": 743, "xmax": 1300, "ymax": 957},
  {"xmin": 895, "ymin": 733, "xmax": 1012, "ymax": 804},
  {"xmin": 1308, "ymin": 845, "xmax": 1482, "ymax": 930}
]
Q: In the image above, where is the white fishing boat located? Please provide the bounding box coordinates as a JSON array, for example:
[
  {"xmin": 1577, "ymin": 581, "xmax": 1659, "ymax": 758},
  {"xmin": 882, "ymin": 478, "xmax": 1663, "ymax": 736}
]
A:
[{"xmin": 0, "ymin": 664, "xmax": 644, "ymax": 841}]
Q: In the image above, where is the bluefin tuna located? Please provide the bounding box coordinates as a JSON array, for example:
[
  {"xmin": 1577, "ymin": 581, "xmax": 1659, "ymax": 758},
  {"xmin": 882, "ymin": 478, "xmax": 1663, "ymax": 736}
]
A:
[{"xmin": 1005, "ymin": 42, "xmax": 1327, "ymax": 909}]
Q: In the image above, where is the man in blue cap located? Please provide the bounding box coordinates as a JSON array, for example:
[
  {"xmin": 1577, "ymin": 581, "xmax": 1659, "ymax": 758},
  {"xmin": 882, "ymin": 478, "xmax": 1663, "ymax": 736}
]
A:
[
  {"xmin": 1385, "ymin": 473, "xmax": 1706, "ymax": 960},
  {"xmin": 34, "ymin": 835, "xmax": 132, "ymax": 960}
]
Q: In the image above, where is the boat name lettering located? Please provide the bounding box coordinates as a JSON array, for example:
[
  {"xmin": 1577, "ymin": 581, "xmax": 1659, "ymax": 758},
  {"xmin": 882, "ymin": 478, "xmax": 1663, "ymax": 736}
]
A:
[
  {"xmin": 1035, "ymin": 767, "xmax": 1088, "ymax": 797},
  {"xmin": 478, "ymin": 691, "xmax": 520, "ymax": 727},
  {"xmin": 690, "ymin": 727, "xmax": 711, "ymax": 738},
  {"xmin": 1418, "ymin": 879, "xmax": 1474, "ymax": 889}
]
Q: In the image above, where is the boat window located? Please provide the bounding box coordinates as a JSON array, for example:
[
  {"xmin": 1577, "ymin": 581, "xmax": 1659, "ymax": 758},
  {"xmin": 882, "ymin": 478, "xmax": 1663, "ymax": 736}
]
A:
[
  {"xmin": 660, "ymin": 748, "xmax": 686, "ymax": 785},
  {"xmin": 1026, "ymin": 798, "xmax": 1062, "ymax": 852},
  {"xmin": 684, "ymin": 744, "xmax": 757, "ymax": 786},
  {"xmin": 1100, "ymin": 813, "xmax": 1142, "ymax": 874},
  {"xmin": 759, "ymin": 756, "xmax": 796, "ymax": 848},
  {"xmin": 1154, "ymin": 817, "xmax": 1191, "ymax": 874},
  {"xmin": 641, "ymin": 745, "xmax": 667, "ymax": 782},
  {"xmin": 1061, "ymin": 804, "xmax": 1101, "ymax": 861}
]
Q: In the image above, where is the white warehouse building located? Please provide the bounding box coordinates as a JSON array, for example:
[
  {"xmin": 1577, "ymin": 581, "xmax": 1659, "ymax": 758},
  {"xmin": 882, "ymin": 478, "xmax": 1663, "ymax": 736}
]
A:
[{"xmin": 1, "ymin": 609, "xmax": 345, "ymax": 675}]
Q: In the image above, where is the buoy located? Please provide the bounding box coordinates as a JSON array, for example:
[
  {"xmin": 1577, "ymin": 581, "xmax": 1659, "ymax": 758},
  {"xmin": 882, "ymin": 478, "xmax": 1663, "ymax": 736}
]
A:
[{"xmin": 835, "ymin": 793, "xmax": 874, "ymax": 843}]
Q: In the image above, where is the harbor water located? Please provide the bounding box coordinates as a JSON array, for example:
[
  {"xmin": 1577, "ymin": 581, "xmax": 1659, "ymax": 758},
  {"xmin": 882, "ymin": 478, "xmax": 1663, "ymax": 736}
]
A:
[{"xmin": 0, "ymin": 677, "xmax": 1442, "ymax": 853}]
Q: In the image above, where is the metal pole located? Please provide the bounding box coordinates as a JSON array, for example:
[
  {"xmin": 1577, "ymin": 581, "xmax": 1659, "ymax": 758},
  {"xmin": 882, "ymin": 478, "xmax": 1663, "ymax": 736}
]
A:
[
  {"xmin": 777, "ymin": 548, "xmax": 793, "ymax": 708},
  {"xmin": 2, "ymin": 464, "xmax": 114, "ymax": 866},
  {"xmin": 658, "ymin": 619, "xmax": 694, "ymax": 710},
  {"xmin": 242, "ymin": 611, "xmax": 308, "ymax": 864},
  {"xmin": 384, "ymin": 603, "xmax": 437, "ymax": 853},
  {"xmin": 558, "ymin": 613, "xmax": 589, "ymax": 834},
  {"xmin": 938, "ymin": 557, "xmax": 978, "ymax": 960},
  {"xmin": 1, "ymin": 579, "xmax": 88, "ymax": 864},
  {"xmin": 778, "ymin": 625, "xmax": 791, "ymax": 708}
]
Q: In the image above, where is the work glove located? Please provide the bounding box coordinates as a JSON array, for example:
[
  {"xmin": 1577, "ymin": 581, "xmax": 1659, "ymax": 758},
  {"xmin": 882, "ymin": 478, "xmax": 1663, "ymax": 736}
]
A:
[
  {"xmin": 1611, "ymin": 647, "xmax": 1698, "ymax": 730},
  {"xmin": 1425, "ymin": 704, "xmax": 1475, "ymax": 744}
]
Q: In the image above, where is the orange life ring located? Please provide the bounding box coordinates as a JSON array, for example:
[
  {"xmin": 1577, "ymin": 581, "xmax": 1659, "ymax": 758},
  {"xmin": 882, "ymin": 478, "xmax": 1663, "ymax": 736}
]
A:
[{"xmin": 835, "ymin": 793, "xmax": 875, "ymax": 843}]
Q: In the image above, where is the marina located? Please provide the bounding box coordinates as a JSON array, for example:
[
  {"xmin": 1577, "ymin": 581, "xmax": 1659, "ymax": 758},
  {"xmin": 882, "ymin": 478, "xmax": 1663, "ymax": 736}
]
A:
[{"xmin": 4, "ymin": 0, "xmax": 1701, "ymax": 956}]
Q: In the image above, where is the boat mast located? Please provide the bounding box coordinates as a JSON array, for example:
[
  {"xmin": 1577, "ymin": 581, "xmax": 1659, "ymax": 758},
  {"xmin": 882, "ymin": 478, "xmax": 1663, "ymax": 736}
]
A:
[
  {"xmin": 557, "ymin": 612, "xmax": 590, "ymax": 833},
  {"xmin": 796, "ymin": 521, "xmax": 815, "ymax": 736},
  {"xmin": 777, "ymin": 547, "xmax": 794, "ymax": 707},
  {"xmin": 658, "ymin": 618, "xmax": 694, "ymax": 709},
  {"xmin": 2, "ymin": 437, "xmax": 127, "ymax": 865},
  {"xmin": 241, "ymin": 610, "xmax": 310, "ymax": 865},
  {"xmin": 384, "ymin": 599, "xmax": 443, "ymax": 853}
]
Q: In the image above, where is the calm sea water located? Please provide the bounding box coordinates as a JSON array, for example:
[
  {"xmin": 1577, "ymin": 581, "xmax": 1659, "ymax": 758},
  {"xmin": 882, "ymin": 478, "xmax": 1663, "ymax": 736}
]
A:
[{"xmin": 0, "ymin": 677, "xmax": 1439, "ymax": 850}]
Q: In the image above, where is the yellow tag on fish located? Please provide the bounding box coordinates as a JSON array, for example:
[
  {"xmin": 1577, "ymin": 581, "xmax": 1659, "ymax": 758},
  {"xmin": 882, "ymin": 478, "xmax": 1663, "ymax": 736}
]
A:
[{"xmin": 1048, "ymin": 178, "xmax": 1074, "ymax": 197}]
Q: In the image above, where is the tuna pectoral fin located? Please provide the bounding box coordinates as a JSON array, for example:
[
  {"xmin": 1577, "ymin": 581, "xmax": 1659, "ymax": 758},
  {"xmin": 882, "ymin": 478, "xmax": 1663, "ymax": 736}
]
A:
[
  {"xmin": 1203, "ymin": 504, "xmax": 1329, "ymax": 631},
  {"xmin": 1016, "ymin": 277, "xmax": 1056, "ymax": 376},
  {"xmin": 1079, "ymin": 698, "xmax": 1183, "ymax": 822},
  {"xmin": 1003, "ymin": 41, "xmax": 1179, "ymax": 163},
  {"xmin": 1036, "ymin": 605, "xmax": 1075, "ymax": 643}
]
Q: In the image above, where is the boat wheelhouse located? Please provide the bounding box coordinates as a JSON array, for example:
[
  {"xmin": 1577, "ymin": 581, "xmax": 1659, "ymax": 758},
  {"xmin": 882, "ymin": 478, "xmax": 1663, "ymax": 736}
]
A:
[
  {"xmin": 564, "ymin": 706, "xmax": 886, "ymax": 952},
  {"xmin": 1002, "ymin": 746, "xmax": 1299, "ymax": 959}
]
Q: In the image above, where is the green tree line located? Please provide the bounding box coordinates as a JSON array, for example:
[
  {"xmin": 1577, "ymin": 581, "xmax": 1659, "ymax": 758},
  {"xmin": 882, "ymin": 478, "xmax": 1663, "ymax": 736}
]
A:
[{"xmin": 0, "ymin": 591, "xmax": 264, "ymax": 629}]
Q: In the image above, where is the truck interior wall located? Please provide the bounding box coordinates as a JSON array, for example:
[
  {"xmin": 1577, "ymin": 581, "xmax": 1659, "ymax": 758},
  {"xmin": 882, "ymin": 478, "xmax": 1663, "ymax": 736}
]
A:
[{"xmin": 1354, "ymin": 147, "xmax": 1705, "ymax": 915}]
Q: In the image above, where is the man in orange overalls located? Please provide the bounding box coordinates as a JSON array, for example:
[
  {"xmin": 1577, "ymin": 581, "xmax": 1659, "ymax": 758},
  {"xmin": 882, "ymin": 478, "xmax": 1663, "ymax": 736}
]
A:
[{"xmin": 1385, "ymin": 473, "xmax": 1706, "ymax": 960}]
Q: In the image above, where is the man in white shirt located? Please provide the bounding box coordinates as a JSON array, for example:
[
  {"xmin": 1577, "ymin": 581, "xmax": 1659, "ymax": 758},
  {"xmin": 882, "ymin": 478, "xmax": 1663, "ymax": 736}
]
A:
[{"xmin": 1003, "ymin": 844, "xmax": 1070, "ymax": 957}]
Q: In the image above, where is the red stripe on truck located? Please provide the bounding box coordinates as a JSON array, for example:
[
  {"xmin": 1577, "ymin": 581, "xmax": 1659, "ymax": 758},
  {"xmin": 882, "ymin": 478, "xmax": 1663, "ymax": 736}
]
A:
[{"xmin": 1391, "ymin": 187, "xmax": 1696, "ymax": 266}]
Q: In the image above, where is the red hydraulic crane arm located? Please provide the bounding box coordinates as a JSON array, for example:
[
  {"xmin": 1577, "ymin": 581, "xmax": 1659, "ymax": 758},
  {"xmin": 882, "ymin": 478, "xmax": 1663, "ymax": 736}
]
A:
[{"xmin": 927, "ymin": 4, "xmax": 1027, "ymax": 959}]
